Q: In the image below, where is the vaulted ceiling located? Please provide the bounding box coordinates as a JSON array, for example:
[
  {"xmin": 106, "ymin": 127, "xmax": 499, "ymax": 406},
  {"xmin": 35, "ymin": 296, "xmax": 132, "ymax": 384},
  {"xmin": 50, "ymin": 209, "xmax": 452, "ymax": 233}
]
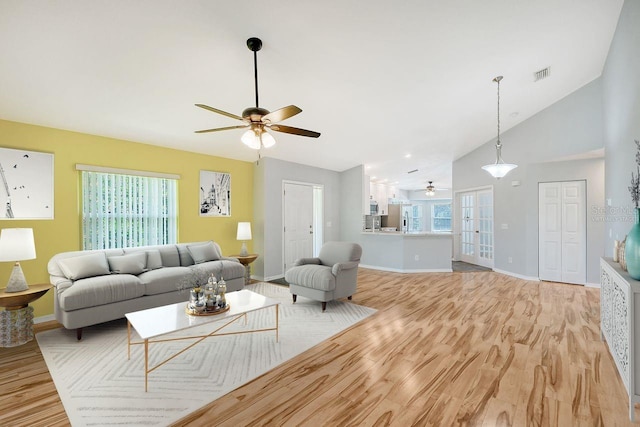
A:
[{"xmin": 0, "ymin": 1, "xmax": 624, "ymax": 190}]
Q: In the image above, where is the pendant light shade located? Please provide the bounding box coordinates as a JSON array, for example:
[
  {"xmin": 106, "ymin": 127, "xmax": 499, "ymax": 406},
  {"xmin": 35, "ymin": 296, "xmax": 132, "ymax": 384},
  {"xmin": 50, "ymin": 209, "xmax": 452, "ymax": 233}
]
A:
[{"xmin": 482, "ymin": 76, "xmax": 517, "ymax": 179}]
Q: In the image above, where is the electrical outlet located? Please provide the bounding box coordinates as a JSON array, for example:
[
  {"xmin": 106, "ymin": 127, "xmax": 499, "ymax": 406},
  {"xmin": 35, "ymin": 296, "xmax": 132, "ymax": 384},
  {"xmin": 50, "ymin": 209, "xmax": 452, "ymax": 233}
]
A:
[
  {"xmin": 414, "ymin": 255, "xmax": 419, "ymax": 261},
  {"xmin": 508, "ymin": 257, "xmax": 513, "ymax": 264}
]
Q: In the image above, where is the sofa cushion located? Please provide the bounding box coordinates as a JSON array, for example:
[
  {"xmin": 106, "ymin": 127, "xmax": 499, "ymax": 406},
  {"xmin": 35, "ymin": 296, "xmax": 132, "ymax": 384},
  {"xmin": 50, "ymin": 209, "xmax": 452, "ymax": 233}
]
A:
[
  {"xmin": 158, "ymin": 245, "xmax": 180, "ymax": 267},
  {"xmin": 197, "ymin": 260, "xmax": 245, "ymax": 281},
  {"xmin": 57, "ymin": 252, "xmax": 111, "ymax": 281},
  {"xmin": 187, "ymin": 241, "xmax": 221, "ymax": 264},
  {"xmin": 145, "ymin": 250, "xmax": 163, "ymax": 270},
  {"xmin": 108, "ymin": 252, "xmax": 147, "ymax": 274},
  {"xmin": 138, "ymin": 266, "xmax": 192, "ymax": 296},
  {"xmin": 285, "ymin": 264, "xmax": 336, "ymax": 291},
  {"xmin": 123, "ymin": 248, "xmax": 164, "ymax": 270},
  {"xmin": 58, "ymin": 274, "xmax": 145, "ymax": 311}
]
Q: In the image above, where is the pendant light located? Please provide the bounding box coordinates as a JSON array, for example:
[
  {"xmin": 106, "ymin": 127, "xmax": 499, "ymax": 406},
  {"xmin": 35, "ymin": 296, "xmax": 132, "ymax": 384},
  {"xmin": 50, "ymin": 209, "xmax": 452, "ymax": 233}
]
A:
[{"xmin": 482, "ymin": 76, "xmax": 517, "ymax": 179}]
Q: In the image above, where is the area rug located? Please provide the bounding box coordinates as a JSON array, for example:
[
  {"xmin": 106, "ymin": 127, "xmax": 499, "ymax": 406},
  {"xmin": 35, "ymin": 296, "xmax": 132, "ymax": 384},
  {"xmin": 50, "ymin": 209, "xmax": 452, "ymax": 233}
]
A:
[{"xmin": 36, "ymin": 282, "xmax": 376, "ymax": 426}]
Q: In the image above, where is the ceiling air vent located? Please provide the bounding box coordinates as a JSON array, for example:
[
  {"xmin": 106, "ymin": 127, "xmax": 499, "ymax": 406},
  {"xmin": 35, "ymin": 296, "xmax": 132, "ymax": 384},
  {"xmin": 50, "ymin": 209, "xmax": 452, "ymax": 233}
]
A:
[
  {"xmin": 534, "ymin": 67, "xmax": 551, "ymax": 82},
  {"xmin": 407, "ymin": 169, "xmax": 418, "ymax": 174}
]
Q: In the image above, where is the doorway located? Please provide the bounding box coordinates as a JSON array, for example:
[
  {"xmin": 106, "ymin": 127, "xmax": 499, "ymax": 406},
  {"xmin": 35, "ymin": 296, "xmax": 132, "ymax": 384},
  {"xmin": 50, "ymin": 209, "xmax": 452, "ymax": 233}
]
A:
[
  {"xmin": 458, "ymin": 188, "xmax": 494, "ymax": 268},
  {"xmin": 538, "ymin": 180, "xmax": 586, "ymax": 285},
  {"xmin": 283, "ymin": 181, "xmax": 323, "ymax": 272}
]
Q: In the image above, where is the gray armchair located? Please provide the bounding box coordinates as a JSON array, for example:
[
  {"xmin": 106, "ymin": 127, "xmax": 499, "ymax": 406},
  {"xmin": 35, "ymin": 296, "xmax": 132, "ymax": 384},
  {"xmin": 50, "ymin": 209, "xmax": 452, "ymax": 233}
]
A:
[{"xmin": 284, "ymin": 241, "xmax": 362, "ymax": 311}]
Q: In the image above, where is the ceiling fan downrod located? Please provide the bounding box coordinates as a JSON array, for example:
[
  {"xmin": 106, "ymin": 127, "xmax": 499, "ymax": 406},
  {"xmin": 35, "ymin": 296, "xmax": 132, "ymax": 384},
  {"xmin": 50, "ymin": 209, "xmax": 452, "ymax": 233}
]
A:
[{"xmin": 247, "ymin": 37, "xmax": 262, "ymax": 108}]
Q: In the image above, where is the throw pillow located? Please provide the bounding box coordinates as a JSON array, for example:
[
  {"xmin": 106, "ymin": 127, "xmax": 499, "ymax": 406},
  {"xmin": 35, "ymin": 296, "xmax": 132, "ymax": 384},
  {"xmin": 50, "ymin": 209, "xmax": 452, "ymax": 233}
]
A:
[
  {"xmin": 58, "ymin": 252, "xmax": 111, "ymax": 281},
  {"xmin": 108, "ymin": 252, "xmax": 147, "ymax": 275},
  {"xmin": 187, "ymin": 241, "xmax": 221, "ymax": 264},
  {"xmin": 145, "ymin": 250, "xmax": 163, "ymax": 270}
]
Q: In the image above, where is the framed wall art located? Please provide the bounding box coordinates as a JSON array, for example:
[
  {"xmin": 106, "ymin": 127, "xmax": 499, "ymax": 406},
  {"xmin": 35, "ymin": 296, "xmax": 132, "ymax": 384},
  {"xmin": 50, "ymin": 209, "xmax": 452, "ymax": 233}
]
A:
[
  {"xmin": 199, "ymin": 170, "xmax": 231, "ymax": 217},
  {"xmin": 0, "ymin": 147, "xmax": 54, "ymax": 220}
]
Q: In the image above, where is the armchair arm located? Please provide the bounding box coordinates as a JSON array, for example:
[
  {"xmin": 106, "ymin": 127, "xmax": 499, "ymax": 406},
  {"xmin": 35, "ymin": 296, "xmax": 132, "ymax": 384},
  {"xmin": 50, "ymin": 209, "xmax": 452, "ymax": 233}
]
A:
[
  {"xmin": 221, "ymin": 256, "xmax": 240, "ymax": 262},
  {"xmin": 332, "ymin": 261, "xmax": 359, "ymax": 276},
  {"xmin": 293, "ymin": 257, "xmax": 321, "ymax": 267}
]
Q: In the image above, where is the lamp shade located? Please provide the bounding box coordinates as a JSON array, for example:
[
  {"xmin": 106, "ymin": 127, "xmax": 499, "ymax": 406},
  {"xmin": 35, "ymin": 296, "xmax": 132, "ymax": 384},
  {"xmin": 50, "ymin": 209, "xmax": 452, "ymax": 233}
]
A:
[
  {"xmin": 237, "ymin": 222, "xmax": 252, "ymax": 241},
  {"xmin": 0, "ymin": 228, "xmax": 36, "ymax": 262},
  {"xmin": 482, "ymin": 162, "xmax": 518, "ymax": 179}
]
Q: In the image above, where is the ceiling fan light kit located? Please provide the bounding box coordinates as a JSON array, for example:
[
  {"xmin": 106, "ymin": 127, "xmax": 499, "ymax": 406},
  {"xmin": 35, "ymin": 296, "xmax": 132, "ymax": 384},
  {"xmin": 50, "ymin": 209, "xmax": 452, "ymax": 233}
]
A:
[
  {"xmin": 482, "ymin": 75, "xmax": 517, "ymax": 179},
  {"xmin": 195, "ymin": 37, "xmax": 320, "ymax": 149},
  {"xmin": 425, "ymin": 181, "xmax": 435, "ymax": 196}
]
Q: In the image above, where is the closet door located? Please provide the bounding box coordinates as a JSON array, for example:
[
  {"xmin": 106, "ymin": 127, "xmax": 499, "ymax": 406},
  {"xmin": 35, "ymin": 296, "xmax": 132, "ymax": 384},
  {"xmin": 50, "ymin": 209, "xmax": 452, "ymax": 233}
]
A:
[{"xmin": 538, "ymin": 181, "xmax": 586, "ymax": 284}]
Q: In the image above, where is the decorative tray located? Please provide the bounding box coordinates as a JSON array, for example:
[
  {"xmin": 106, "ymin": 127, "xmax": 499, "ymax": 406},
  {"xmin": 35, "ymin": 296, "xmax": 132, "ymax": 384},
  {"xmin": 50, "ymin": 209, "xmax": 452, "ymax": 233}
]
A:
[{"xmin": 186, "ymin": 303, "xmax": 230, "ymax": 316}]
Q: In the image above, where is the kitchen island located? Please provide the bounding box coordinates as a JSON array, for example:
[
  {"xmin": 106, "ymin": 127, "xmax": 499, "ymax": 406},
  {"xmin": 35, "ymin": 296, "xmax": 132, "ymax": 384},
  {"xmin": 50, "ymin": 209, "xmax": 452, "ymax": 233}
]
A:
[{"xmin": 359, "ymin": 231, "xmax": 453, "ymax": 273}]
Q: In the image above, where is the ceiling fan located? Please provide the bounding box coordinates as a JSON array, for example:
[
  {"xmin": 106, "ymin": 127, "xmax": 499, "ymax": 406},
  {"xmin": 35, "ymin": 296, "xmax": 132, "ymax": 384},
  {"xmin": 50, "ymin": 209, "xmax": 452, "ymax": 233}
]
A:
[
  {"xmin": 425, "ymin": 181, "xmax": 448, "ymax": 196},
  {"xmin": 195, "ymin": 37, "xmax": 321, "ymax": 149}
]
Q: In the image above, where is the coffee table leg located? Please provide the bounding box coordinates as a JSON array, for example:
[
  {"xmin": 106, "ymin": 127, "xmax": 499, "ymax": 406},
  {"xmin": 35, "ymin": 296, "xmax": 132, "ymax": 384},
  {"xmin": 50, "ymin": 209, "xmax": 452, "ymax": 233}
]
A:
[
  {"xmin": 275, "ymin": 304, "xmax": 279, "ymax": 343},
  {"xmin": 127, "ymin": 321, "xmax": 131, "ymax": 360},
  {"xmin": 144, "ymin": 339, "xmax": 149, "ymax": 392}
]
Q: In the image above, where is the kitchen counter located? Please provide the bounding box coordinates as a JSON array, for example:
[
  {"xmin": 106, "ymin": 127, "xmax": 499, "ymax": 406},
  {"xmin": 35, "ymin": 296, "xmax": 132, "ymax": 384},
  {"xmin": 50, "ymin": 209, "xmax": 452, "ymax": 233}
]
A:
[
  {"xmin": 361, "ymin": 231, "xmax": 452, "ymax": 237},
  {"xmin": 359, "ymin": 231, "xmax": 452, "ymax": 272}
]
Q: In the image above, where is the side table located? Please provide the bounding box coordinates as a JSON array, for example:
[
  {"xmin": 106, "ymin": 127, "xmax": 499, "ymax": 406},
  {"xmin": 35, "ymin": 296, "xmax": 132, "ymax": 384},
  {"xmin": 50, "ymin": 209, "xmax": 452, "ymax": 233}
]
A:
[
  {"xmin": 231, "ymin": 254, "xmax": 259, "ymax": 286},
  {"xmin": 0, "ymin": 283, "xmax": 52, "ymax": 347}
]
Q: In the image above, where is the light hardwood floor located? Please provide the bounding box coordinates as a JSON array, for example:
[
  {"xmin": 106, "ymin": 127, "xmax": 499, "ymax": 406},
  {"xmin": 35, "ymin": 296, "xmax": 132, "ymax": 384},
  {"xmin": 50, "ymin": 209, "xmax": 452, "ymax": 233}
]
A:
[{"xmin": 0, "ymin": 268, "xmax": 637, "ymax": 426}]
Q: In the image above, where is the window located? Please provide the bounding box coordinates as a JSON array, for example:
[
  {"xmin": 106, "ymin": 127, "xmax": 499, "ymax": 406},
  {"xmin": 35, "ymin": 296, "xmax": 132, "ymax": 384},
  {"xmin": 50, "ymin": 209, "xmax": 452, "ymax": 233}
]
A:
[
  {"xmin": 431, "ymin": 203, "xmax": 452, "ymax": 232},
  {"xmin": 410, "ymin": 205, "xmax": 423, "ymax": 232},
  {"xmin": 81, "ymin": 170, "xmax": 178, "ymax": 250}
]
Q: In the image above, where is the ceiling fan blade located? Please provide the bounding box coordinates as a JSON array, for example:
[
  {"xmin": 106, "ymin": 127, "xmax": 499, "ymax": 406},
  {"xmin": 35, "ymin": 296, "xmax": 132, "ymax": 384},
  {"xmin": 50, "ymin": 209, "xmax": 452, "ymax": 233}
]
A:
[
  {"xmin": 261, "ymin": 105, "xmax": 302, "ymax": 123},
  {"xmin": 195, "ymin": 104, "xmax": 244, "ymax": 121},
  {"xmin": 195, "ymin": 125, "xmax": 248, "ymax": 134},
  {"xmin": 269, "ymin": 124, "xmax": 321, "ymax": 138}
]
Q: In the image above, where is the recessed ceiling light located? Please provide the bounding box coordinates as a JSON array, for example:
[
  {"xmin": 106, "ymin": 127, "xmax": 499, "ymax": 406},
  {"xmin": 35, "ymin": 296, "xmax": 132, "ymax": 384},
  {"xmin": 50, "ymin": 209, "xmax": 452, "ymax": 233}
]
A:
[{"xmin": 405, "ymin": 154, "xmax": 411, "ymax": 158}]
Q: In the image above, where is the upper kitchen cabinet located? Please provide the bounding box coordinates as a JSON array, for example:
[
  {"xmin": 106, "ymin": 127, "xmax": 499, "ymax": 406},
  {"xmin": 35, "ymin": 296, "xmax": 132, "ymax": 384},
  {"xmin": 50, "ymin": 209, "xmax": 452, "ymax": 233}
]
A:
[{"xmin": 371, "ymin": 183, "xmax": 390, "ymax": 215}]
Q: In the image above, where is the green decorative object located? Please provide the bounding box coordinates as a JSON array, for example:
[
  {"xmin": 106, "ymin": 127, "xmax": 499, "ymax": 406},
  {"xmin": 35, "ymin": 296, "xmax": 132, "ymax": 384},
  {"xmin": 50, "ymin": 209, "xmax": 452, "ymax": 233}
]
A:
[
  {"xmin": 626, "ymin": 210, "xmax": 640, "ymax": 279},
  {"xmin": 626, "ymin": 140, "xmax": 640, "ymax": 279}
]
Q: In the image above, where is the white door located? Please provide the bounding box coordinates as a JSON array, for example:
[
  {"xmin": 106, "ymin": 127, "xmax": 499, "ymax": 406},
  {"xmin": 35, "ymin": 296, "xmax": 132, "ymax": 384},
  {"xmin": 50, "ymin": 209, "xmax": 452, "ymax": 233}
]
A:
[
  {"xmin": 459, "ymin": 189, "xmax": 494, "ymax": 268},
  {"xmin": 539, "ymin": 181, "xmax": 586, "ymax": 284},
  {"xmin": 283, "ymin": 183, "xmax": 314, "ymax": 272}
]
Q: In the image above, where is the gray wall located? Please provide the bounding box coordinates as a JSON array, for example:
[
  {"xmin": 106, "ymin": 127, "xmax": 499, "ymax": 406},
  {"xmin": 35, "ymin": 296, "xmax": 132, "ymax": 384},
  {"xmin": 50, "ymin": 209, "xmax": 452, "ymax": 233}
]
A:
[
  {"xmin": 602, "ymin": 0, "xmax": 640, "ymax": 255},
  {"xmin": 453, "ymin": 77, "xmax": 605, "ymax": 283},
  {"xmin": 339, "ymin": 165, "xmax": 366, "ymax": 243},
  {"xmin": 253, "ymin": 157, "xmax": 342, "ymax": 280}
]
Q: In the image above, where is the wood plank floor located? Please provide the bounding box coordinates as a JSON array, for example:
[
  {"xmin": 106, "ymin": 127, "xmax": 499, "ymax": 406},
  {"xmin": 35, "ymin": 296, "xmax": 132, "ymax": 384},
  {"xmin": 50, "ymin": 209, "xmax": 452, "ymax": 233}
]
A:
[{"xmin": 0, "ymin": 268, "xmax": 637, "ymax": 426}]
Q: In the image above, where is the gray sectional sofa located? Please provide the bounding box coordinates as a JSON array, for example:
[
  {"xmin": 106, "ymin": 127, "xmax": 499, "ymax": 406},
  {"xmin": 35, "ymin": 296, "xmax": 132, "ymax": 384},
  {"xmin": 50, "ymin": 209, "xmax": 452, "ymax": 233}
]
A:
[{"xmin": 47, "ymin": 241, "xmax": 245, "ymax": 339}]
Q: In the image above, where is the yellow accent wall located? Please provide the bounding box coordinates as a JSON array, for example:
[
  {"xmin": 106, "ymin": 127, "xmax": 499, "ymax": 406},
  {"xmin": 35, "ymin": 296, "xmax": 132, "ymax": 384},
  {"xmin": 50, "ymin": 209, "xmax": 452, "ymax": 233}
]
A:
[{"xmin": 0, "ymin": 119, "xmax": 253, "ymax": 319}]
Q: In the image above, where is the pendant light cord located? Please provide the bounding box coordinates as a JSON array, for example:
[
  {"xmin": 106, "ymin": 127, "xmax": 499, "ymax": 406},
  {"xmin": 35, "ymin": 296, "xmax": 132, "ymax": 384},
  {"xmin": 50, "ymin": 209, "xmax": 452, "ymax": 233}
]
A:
[{"xmin": 496, "ymin": 76, "xmax": 501, "ymax": 148}]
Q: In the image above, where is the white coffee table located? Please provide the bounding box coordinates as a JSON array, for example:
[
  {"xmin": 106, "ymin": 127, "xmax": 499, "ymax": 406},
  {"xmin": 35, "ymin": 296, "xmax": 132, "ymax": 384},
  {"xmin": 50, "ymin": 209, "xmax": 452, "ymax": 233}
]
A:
[{"xmin": 125, "ymin": 289, "xmax": 280, "ymax": 391}]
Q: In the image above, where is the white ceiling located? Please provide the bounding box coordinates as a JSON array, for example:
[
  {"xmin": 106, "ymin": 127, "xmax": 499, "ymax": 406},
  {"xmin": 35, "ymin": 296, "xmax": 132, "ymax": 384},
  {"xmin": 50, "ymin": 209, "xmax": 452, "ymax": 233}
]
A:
[{"xmin": 0, "ymin": 1, "xmax": 623, "ymax": 191}]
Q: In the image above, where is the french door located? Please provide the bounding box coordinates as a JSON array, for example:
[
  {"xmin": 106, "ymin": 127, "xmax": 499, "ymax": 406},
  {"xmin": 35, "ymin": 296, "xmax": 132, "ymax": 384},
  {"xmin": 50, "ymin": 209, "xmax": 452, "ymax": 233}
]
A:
[{"xmin": 459, "ymin": 189, "xmax": 494, "ymax": 268}]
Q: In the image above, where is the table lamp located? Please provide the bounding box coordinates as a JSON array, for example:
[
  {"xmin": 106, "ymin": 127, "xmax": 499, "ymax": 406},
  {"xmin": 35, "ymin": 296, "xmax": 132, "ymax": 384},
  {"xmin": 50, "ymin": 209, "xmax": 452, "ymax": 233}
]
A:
[
  {"xmin": 0, "ymin": 228, "xmax": 36, "ymax": 293},
  {"xmin": 236, "ymin": 222, "xmax": 252, "ymax": 257}
]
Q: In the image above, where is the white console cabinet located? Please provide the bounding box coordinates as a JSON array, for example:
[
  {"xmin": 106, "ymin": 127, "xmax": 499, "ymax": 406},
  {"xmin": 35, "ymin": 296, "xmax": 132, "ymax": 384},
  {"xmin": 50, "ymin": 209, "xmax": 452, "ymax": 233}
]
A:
[{"xmin": 600, "ymin": 257, "xmax": 639, "ymax": 421}]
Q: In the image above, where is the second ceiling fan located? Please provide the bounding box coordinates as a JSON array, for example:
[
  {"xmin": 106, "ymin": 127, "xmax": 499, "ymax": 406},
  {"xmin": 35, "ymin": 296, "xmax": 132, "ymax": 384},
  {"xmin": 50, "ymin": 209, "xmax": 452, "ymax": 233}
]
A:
[{"xmin": 195, "ymin": 37, "xmax": 320, "ymax": 149}]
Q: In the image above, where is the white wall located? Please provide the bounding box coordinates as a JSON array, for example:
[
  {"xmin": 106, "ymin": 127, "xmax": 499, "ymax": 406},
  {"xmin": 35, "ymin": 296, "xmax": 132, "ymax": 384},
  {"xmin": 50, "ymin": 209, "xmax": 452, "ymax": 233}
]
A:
[
  {"xmin": 453, "ymin": 78, "xmax": 605, "ymax": 283},
  {"xmin": 602, "ymin": 0, "xmax": 640, "ymax": 255}
]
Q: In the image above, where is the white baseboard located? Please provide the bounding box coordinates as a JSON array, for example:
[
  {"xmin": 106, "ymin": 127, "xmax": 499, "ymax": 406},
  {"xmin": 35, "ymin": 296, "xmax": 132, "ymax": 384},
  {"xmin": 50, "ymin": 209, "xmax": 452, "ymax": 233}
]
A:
[
  {"xmin": 585, "ymin": 282, "xmax": 601, "ymax": 288},
  {"xmin": 35, "ymin": 314, "xmax": 56, "ymax": 324},
  {"xmin": 492, "ymin": 268, "xmax": 541, "ymax": 282},
  {"xmin": 262, "ymin": 274, "xmax": 284, "ymax": 282},
  {"xmin": 359, "ymin": 264, "xmax": 453, "ymax": 273}
]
